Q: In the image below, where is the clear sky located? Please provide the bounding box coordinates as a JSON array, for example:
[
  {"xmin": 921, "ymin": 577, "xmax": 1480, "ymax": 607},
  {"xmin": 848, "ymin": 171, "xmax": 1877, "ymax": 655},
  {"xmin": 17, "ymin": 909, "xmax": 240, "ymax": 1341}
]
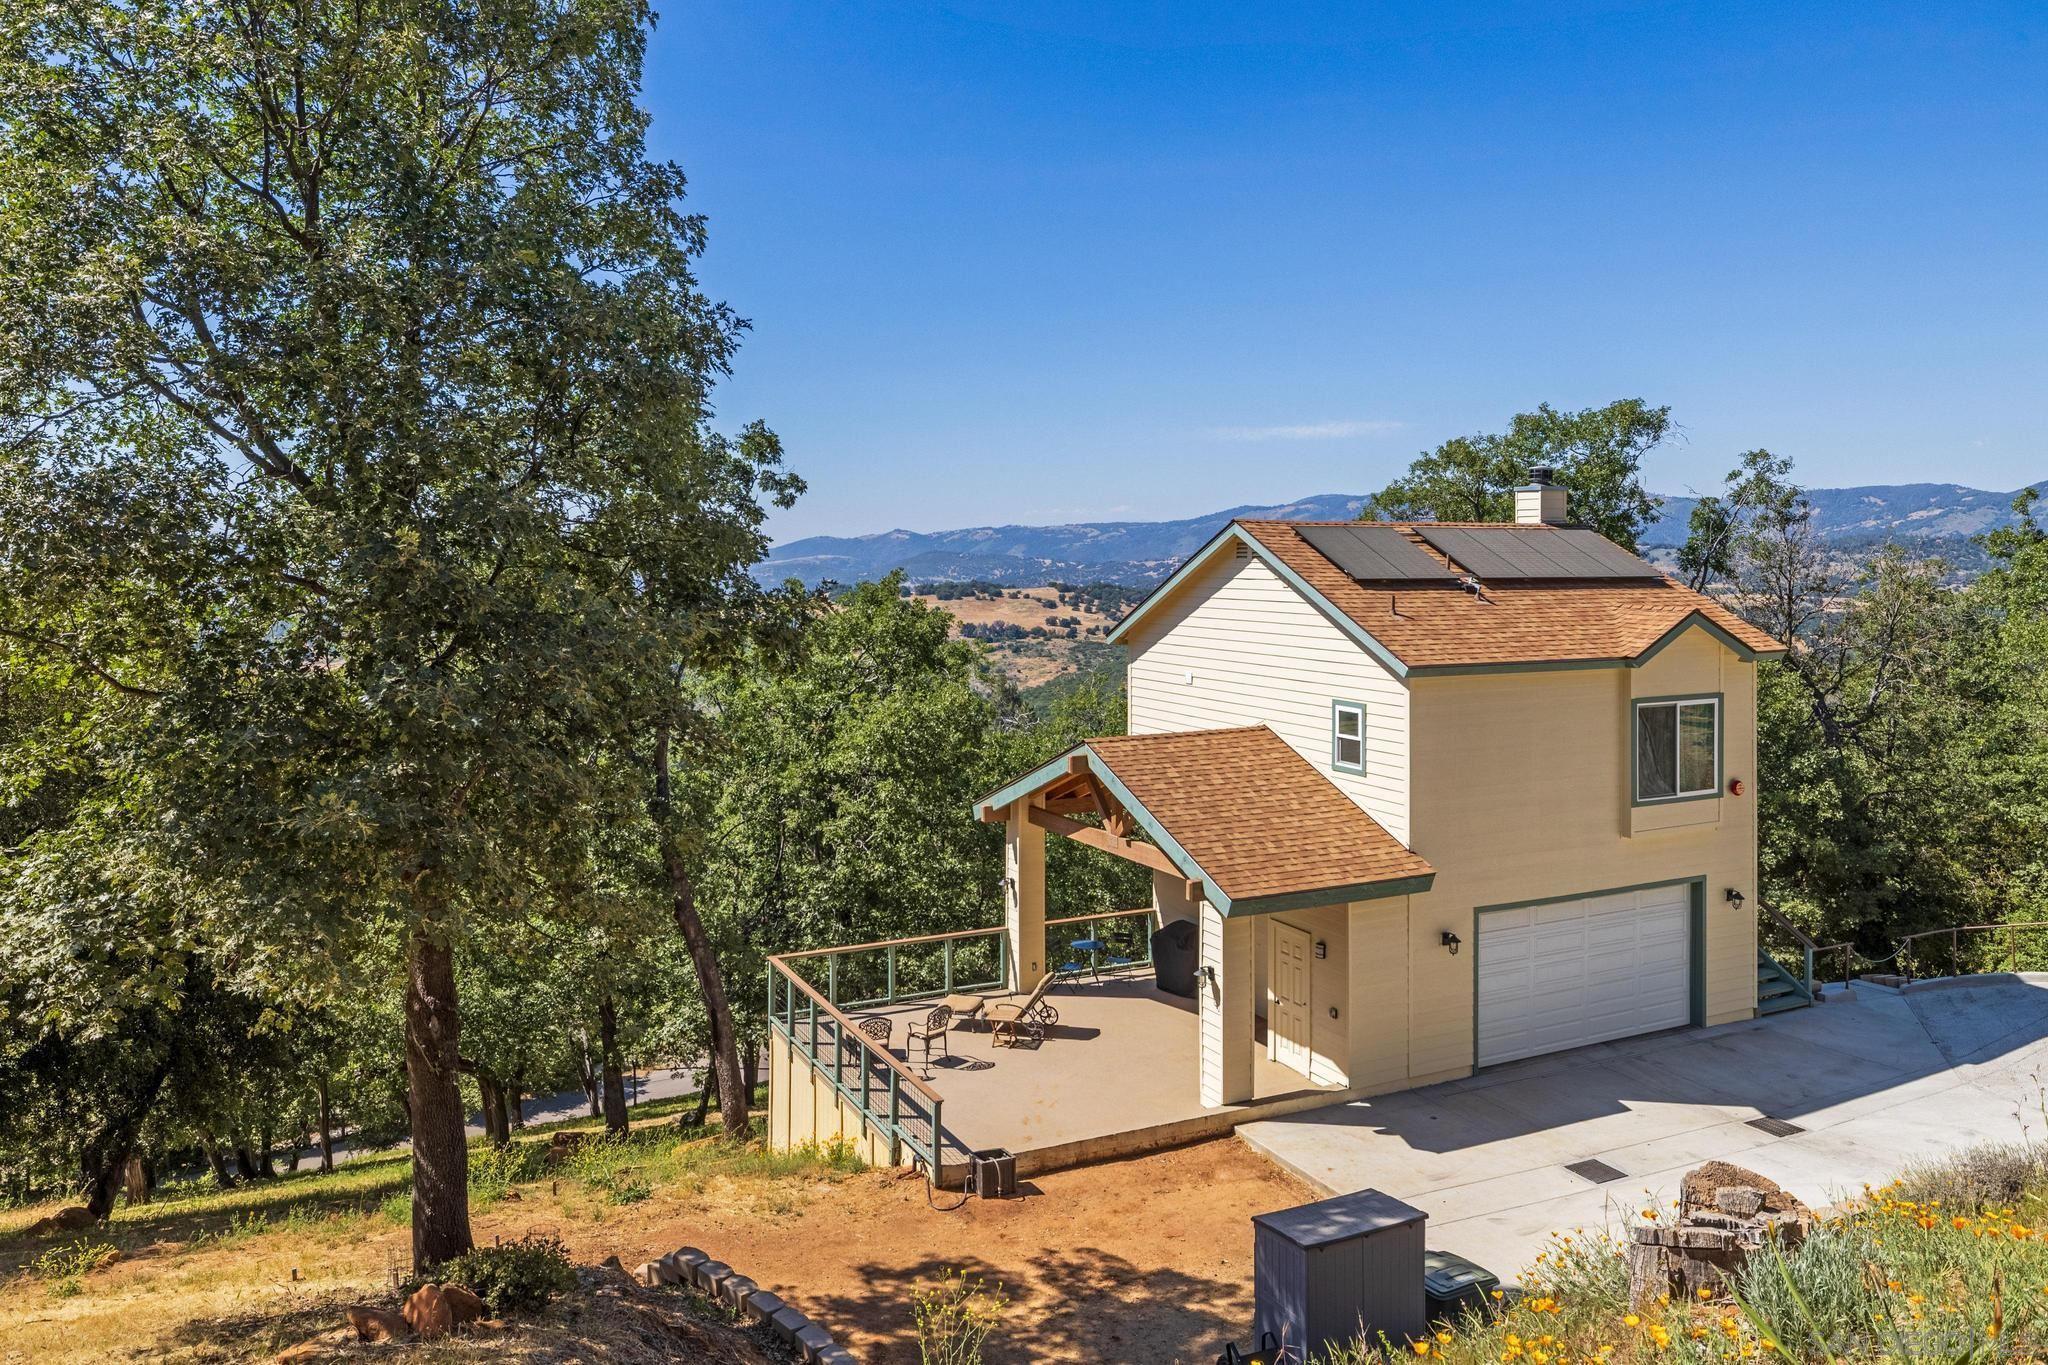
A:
[{"xmin": 641, "ymin": 2, "xmax": 2047, "ymax": 542}]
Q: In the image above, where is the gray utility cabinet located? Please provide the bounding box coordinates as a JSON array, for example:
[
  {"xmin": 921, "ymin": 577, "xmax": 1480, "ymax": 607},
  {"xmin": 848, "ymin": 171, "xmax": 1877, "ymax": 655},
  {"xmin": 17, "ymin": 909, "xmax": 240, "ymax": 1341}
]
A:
[{"xmin": 1252, "ymin": 1189, "xmax": 1427, "ymax": 1362}]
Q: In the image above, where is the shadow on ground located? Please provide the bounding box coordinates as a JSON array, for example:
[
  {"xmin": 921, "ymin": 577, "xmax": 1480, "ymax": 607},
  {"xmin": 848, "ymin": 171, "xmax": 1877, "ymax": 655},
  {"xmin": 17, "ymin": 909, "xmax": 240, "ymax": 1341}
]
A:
[{"xmin": 806, "ymin": 1247, "xmax": 1252, "ymax": 1365}]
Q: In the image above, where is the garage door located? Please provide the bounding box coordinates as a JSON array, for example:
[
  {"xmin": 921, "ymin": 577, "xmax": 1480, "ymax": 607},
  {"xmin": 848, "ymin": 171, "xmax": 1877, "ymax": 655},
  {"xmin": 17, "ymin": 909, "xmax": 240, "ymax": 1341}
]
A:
[{"xmin": 1476, "ymin": 883, "xmax": 1693, "ymax": 1067}]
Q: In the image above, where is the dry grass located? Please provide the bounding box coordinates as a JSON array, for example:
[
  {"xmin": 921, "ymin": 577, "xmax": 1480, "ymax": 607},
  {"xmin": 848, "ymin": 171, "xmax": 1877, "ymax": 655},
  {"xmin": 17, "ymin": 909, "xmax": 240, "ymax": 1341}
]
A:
[
  {"xmin": 0, "ymin": 1120, "xmax": 860, "ymax": 1364},
  {"xmin": 914, "ymin": 586, "xmax": 1118, "ymax": 688}
]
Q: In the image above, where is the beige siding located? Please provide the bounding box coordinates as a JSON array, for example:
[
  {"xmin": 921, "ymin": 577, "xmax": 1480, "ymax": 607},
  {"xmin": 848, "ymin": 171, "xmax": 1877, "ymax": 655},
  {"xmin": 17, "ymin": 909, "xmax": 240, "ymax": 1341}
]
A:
[
  {"xmin": 1199, "ymin": 901, "xmax": 1254, "ymax": 1106},
  {"xmin": 1345, "ymin": 896, "xmax": 1411, "ymax": 1091},
  {"xmin": 1401, "ymin": 626, "xmax": 1761, "ymax": 1081},
  {"xmin": 1124, "ymin": 546, "xmax": 1413, "ymax": 844},
  {"xmin": 766, "ymin": 1033, "xmax": 897, "ymax": 1169},
  {"xmin": 1262, "ymin": 904, "xmax": 1351, "ymax": 1087}
]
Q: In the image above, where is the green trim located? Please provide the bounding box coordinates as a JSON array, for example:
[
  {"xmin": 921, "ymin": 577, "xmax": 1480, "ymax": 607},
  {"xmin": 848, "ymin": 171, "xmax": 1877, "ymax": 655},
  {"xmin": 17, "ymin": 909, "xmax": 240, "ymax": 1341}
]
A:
[
  {"xmin": 1632, "ymin": 612, "xmax": 1761, "ymax": 666},
  {"xmin": 1106, "ymin": 524, "xmax": 1415, "ymax": 680},
  {"xmin": 1330, "ymin": 698, "xmax": 1367, "ymax": 775},
  {"xmin": 1470, "ymin": 875, "xmax": 1709, "ymax": 1070},
  {"xmin": 1630, "ymin": 692, "xmax": 1724, "ymax": 807},
  {"xmin": 972, "ymin": 748, "xmax": 1081, "ymax": 819},
  {"xmin": 1225, "ymin": 874, "xmax": 1434, "ymax": 918}
]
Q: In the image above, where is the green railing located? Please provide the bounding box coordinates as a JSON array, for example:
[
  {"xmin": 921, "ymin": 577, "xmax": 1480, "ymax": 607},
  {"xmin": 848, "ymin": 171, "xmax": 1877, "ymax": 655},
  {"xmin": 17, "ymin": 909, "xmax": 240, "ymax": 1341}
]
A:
[
  {"xmin": 781, "ymin": 925, "xmax": 1008, "ymax": 1012},
  {"xmin": 767, "ymin": 952, "xmax": 948, "ymax": 1178}
]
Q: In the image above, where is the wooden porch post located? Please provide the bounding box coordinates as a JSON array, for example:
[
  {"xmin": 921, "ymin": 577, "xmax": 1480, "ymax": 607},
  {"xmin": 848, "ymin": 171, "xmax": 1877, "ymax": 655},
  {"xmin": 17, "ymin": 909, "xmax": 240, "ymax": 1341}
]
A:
[
  {"xmin": 1199, "ymin": 899, "xmax": 1253, "ymax": 1107},
  {"xmin": 1005, "ymin": 799, "xmax": 1046, "ymax": 992}
]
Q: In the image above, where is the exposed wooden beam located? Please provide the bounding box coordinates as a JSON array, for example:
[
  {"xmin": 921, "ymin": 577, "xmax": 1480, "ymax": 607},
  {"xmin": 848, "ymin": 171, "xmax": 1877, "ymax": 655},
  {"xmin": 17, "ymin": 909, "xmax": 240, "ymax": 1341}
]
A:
[{"xmin": 1027, "ymin": 806, "xmax": 1187, "ymax": 884}]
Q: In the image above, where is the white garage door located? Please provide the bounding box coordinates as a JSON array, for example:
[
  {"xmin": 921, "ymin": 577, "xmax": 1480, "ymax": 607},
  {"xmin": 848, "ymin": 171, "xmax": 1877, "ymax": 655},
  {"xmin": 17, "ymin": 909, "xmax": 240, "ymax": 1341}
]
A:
[{"xmin": 1476, "ymin": 883, "xmax": 1693, "ymax": 1067}]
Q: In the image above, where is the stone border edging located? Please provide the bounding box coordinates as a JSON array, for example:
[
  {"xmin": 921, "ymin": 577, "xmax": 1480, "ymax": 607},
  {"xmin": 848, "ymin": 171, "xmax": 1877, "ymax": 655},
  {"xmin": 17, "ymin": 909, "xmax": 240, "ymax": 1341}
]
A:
[{"xmin": 634, "ymin": 1246, "xmax": 856, "ymax": 1363}]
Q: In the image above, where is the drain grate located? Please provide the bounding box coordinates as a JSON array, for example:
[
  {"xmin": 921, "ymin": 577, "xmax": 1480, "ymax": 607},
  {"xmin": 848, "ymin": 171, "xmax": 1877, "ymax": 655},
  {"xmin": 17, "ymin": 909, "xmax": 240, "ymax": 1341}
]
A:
[
  {"xmin": 1564, "ymin": 1158, "xmax": 1627, "ymax": 1184},
  {"xmin": 1747, "ymin": 1116, "xmax": 1804, "ymax": 1137}
]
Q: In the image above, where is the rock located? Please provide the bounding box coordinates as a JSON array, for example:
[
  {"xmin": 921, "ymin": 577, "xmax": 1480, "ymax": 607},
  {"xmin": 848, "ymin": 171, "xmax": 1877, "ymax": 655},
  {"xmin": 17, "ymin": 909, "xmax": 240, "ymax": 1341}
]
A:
[
  {"xmin": 344, "ymin": 1305, "xmax": 409, "ymax": 1342},
  {"xmin": 771, "ymin": 1305, "xmax": 812, "ymax": 1343},
  {"xmin": 744, "ymin": 1288, "xmax": 788, "ymax": 1323},
  {"xmin": 403, "ymin": 1284, "xmax": 454, "ymax": 1340},
  {"xmin": 439, "ymin": 1283, "xmax": 486, "ymax": 1325},
  {"xmin": 1681, "ymin": 1162, "xmax": 1808, "ymax": 1218},
  {"xmin": 273, "ymin": 1331, "xmax": 349, "ymax": 1364},
  {"xmin": 815, "ymin": 1348, "xmax": 860, "ymax": 1365},
  {"xmin": 698, "ymin": 1259, "xmax": 733, "ymax": 1294},
  {"xmin": 722, "ymin": 1273, "xmax": 759, "ymax": 1309},
  {"xmin": 24, "ymin": 1206, "xmax": 96, "ymax": 1238},
  {"xmin": 543, "ymin": 1130, "xmax": 594, "ymax": 1170},
  {"xmin": 796, "ymin": 1322, "xmax": 836, "ymax": 1359},
  {"xmin": 1716, "ymin": 1186, "xmax": 1766, "ymax": 1217},
  {"xmin": 634, "ymin": 1259, "xmax": 685, "ymax": 1287}
]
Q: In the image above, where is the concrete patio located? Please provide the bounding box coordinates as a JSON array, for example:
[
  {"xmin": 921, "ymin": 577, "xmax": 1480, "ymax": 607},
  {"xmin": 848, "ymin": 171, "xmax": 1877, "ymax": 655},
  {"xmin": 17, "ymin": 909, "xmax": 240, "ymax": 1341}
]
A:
[
  {"xmin": 1238, "ymin": 975, "xmax": 2048, "ymax": 1283},
  {"xmin": 860, "ymin": 975, "xmax": 1344, "ymax": 1176}
]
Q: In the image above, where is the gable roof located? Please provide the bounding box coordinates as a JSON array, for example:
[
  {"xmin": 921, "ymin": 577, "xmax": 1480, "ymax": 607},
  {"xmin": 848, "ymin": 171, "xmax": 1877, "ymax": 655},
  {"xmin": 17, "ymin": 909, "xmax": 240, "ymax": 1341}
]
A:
[
  {"xmin": 1109, "ymin": 519, "xmax": 1787, "ymax": 675},
  {"xmin": 976, "ymin": 725, "xmax": 1433, "ymax": 916}
]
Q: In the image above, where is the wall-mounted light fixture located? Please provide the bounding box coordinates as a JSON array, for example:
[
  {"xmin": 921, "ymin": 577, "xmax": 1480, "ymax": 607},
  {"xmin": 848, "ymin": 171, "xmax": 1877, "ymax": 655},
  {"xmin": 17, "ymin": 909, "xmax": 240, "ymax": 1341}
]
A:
[
  {"xmin": 1314, "ymin": 939, "xmax": 1328, "ymax": 960},
  {"xmin": 1724, "ymin": 887, "xmax": 1746, "ymax": 912},
  {"xmin": 1199, "ymin": 964, "xmax": 1218, "ymax": 989},
  {"xmin": 1727, "ymin": 777, "xmax": 1745, "ymax": 797},
  {"xmin": 1440, "ymin": 930, "xmax": 1462, "ymax": 956}
]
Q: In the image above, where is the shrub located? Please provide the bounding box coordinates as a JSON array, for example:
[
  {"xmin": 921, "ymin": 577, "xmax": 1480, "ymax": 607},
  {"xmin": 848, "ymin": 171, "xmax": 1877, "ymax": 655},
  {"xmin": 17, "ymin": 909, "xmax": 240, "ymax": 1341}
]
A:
[
  {"xmin": 1893, "ymin": 1139, "xmax": 2048, "ymax": 1210},
  {"xmin": 30, "ymin": 1237, "xmax": 119, "ymax": 1299},
  {"xmin": 913, "ymin": 1269, "xmax": 1005, "ymax": 1365},
  {"xmin": 435, "ymin": 1234, "xmax": 578, "ymax": 1314}
]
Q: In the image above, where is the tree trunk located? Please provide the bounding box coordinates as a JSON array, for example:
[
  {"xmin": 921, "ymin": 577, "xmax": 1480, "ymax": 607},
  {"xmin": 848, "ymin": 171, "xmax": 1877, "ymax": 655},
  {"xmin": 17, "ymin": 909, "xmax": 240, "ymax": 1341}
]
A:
[
  {"xmin": 316, "ymin": 1074, "xmax": 335, "ymax": 1174},
  {"xmin": 202, "ymin": 1137, "xmax": 234, "ymax": 1189},
  {"xmin": 507, "ymin": 1075, "xmax": 526, "ymax": 1131},
  {"xmin": 653, "ymin": 727, "xmax": 750, "ymax": 1140},
  {"xmin": 689, "ymin": 1055, "xmax": 713, "ymax": 1129},
  {"xmin": 598, "ymin": 995, "xmax": 629, "ymax": 1135},
  {"xmin": 477, "ymin": 1073, "xmax": 509, "ymax": 1146},
  {"xmin": 121, "ymin": 1155, "xmax": 150, "ymax": 1208},
  {"xmin": 286, "ymin": 1139, "xmax": 302, "ymax": 1173},
  {"xmin": 405, "ymin": 924, "xmax": 472, "ymax": 1270},
  {"xmin": 76, "ymin": 1058, "xmax": 171, "ymax": 1218},
  {"xmin": 234, "ymin": 1144, "xmax": 259, "ymax": 1181},
  {"xmin": 578, "ymin": 1031, "xmax": 601, "ymax": 1118},
  {"xmin": 741, "ymin": 1046, "xmax": 760, "ymax": 1104},
  {"xmin": 257, "ymin": 1121, "xmax": 276, "ymax": 1178}
]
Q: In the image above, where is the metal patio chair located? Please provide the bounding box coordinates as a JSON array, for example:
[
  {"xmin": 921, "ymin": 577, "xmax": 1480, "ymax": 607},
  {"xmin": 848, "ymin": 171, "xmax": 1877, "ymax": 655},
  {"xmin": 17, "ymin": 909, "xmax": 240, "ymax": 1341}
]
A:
[{"xmin": 906, "ymin": 1004, "xmax": 954, "ymax": 1077}]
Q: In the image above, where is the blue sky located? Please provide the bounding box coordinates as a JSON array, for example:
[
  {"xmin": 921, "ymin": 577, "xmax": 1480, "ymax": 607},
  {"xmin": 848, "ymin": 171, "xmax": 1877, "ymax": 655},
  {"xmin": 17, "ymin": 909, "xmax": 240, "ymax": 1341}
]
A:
[{"xmin": 642, "ymin": 3, "xmax": 2047, "ymax": 541}]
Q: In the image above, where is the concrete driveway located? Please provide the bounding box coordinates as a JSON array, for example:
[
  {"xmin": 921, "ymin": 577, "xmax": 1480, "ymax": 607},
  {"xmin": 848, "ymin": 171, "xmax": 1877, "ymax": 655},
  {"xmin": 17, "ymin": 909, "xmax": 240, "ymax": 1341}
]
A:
[{"xmin": 1238, "ymin": 976, "xmax": 2048, "ymax": 1281}]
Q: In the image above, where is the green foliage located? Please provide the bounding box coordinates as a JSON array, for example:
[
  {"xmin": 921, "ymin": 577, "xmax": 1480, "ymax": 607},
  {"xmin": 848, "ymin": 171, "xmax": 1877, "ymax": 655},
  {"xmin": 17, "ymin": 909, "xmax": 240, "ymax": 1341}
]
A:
[
  {"xmin": 1360, "ymin": 399, "xmax": 1670, "ymax": 550},
  {"xmin": 433, "ymin": 1234, "xmax": 578, "ymax": 1314},
  {"xmin": 913, "ymin": 1269, "xmax": 1007, "ymax": 1365},
  {"xmin": 28, "ymin": 1236, "xmax": 119, "ymax": 1282},
  {"xmin": 467, "ymin": 1141, "xmax": 548, "ymax": 1207}
]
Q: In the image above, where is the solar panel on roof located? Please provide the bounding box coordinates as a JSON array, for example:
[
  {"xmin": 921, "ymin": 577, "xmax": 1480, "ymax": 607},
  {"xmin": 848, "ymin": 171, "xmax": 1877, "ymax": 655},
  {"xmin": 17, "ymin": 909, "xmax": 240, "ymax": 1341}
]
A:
[
  {"xmin": 1414, "ymin": 526, "xmax": 1663, "ymax": 580},
  {"xmin": 1295, "ymin": 524, "xmax": 1458, "ymax": 582}
]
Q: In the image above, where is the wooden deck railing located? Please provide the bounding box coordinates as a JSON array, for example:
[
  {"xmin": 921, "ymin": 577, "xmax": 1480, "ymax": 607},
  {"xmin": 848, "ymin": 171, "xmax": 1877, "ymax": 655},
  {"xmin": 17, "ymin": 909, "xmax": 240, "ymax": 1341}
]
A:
[{"xmin": 768, "ymin": 952, "xmax": 948, "ymax": 1176}]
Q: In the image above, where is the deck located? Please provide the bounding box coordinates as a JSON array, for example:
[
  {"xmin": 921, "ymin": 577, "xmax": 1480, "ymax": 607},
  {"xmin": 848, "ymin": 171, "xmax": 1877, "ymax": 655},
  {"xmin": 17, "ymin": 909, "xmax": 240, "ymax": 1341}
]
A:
[{"xmin": 858, "ymin": 973, "xmax": 1345, "ymax": 1179}]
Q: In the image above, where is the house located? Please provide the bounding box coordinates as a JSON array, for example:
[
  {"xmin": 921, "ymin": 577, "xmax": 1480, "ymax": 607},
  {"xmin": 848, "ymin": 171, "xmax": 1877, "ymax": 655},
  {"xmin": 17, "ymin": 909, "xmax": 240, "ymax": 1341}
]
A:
[{"xmin": 766, "ymin": 471, "xmax": 1790, "ymax": 1180}]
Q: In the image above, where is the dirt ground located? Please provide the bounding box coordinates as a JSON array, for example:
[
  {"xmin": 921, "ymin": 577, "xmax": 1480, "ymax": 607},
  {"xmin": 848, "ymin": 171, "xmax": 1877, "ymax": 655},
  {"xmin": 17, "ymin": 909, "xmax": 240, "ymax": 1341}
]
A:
[
  {"xmin": 0, "ymin": 1137, "xmax": 1308, "ymax": 1364},
  {"xmin": 588, "ymin": 1139, "xmax": 1312, "ymax": 1364}
]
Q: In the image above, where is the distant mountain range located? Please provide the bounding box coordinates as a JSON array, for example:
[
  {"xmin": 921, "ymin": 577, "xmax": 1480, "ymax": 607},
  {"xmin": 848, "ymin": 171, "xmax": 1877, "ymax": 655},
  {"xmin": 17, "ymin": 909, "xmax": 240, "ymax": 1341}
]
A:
[{"xmin": 758, "ymin": 481, "xmax": 2046, "ymax": 588}]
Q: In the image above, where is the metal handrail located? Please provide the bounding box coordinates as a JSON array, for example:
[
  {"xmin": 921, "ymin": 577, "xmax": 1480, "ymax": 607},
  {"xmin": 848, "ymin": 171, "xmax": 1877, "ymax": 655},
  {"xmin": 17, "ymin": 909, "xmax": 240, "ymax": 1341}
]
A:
[
  {"xmin": 1897, "ymin": 921, "xmax": 2048, "ymax": 982},
  {"xmin": 767, "ymin": 954, "xmax": 946, "ymax": 1178}
]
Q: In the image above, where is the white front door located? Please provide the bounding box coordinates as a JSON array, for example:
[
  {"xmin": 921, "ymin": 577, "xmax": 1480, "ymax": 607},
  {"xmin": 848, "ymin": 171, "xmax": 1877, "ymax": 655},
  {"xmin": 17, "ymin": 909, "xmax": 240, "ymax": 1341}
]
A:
[
  {"xmin": 1476, "ymin": 882, "xmax": 1694, "ymax": 1067},
  {"xmin": 1269, "ymin": 919, "xmax": 1314, "ymax": 1077}
]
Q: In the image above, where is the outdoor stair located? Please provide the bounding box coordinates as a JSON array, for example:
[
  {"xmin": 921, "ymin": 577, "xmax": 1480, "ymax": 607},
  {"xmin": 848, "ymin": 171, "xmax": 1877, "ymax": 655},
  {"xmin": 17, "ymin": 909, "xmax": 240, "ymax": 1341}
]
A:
[{"xmin": 1756, "ymin": 950, "xmax": 1814, "ymax": 1015}]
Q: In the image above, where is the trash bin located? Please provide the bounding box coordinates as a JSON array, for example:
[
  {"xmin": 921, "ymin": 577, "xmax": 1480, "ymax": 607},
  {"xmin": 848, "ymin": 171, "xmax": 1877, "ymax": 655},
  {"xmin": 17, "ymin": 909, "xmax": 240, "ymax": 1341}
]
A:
[
  {"xmin": 968, "ymin": 1148, "xmax": 1017, "ymax": 1199},
  {"xmin": 1423, "ymin": 1249, "xmax": 1500, "ymax": 1324}
]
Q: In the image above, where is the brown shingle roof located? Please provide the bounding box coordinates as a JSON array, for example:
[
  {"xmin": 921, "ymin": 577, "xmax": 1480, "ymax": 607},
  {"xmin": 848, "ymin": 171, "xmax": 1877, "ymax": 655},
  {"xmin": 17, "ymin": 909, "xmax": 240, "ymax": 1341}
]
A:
[
  {"xmin": 1235, "ymin": 520, "xmax": 1786, "ymax": 670},
  {"xmin": 1085, "ymin": 726, "xmax": 1432, "ymax": 908}
]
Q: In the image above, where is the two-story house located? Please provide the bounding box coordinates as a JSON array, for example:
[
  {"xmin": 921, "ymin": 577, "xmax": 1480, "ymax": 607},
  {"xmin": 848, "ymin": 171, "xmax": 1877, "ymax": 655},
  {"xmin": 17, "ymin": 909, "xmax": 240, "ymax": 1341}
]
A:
[
  {"xmin": 978, "ymin": 470, "xmax": 1787, "ymax": 1109},
  {"xmin": 765, "ymin": 473, "xmax": 1791, "ymax": 1179}
]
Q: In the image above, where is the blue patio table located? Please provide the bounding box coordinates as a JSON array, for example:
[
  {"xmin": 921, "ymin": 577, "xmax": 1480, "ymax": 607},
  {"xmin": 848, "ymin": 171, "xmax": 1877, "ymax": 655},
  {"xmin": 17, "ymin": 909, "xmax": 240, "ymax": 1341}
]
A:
[{"xmin": 1066, "ymin": 937, "xmax": 1109, "ymax": 987}]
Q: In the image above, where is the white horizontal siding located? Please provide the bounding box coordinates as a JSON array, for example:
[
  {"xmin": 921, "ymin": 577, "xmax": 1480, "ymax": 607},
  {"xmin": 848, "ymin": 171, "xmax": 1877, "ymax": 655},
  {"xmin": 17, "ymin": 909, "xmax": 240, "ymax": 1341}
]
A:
[{"xmin": 1126, "ymin": 549, "xmax": 1411, "ymax": 844}]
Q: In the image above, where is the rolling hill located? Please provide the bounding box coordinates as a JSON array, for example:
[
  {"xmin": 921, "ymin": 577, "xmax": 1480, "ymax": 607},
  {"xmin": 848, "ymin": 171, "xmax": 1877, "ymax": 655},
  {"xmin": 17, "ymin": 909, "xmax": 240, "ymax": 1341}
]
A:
[{"xmin": 759, "ymin": 482, "xmax": 2044, "ymax": 588}]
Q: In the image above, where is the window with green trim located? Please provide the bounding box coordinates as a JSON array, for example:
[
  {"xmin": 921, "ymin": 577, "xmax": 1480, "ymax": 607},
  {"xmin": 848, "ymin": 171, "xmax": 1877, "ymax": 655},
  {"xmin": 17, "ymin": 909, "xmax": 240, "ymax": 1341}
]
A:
[
  {"xmin": 1635, "ymin": 697, "xmax": 1719, "ymax": 802},
  {"xmin": 1331, "ymin": 700, "xmax": 1365, "ymax": 774}
]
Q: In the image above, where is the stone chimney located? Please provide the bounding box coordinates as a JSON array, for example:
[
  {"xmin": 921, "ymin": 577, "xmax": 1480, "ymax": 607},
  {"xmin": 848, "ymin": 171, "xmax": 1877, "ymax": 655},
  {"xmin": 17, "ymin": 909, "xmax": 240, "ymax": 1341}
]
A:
[{"xmin": 1515, "ymin": 466, "xmax": 1568, "ymax": 525}]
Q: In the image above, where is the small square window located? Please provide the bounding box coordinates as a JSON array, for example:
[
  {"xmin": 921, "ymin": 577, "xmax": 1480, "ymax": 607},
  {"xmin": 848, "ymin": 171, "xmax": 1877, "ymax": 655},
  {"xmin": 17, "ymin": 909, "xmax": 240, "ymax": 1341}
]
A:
[
  {"xmin": 1634, "ymin": 697, "xmax": 1719, "ymax": 802},
  {"xmin": 1332, "ymin": 701, "xmax": 1366, "ymax": 774}
]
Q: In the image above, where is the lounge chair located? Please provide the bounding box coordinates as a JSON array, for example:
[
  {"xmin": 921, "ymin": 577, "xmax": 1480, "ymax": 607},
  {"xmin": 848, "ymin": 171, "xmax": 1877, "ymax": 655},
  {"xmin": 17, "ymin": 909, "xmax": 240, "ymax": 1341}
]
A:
[{"xmin": 987, "ymin": 973, "xmax": 1060, "ymax": 1049}]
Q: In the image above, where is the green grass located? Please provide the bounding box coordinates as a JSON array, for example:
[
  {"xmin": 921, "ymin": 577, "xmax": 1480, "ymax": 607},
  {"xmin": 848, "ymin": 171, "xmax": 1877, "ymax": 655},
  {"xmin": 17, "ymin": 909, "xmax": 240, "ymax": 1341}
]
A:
[{"xmin": 1313, "ymin": 1147, "xmax": 2048, "ymax": 1363}]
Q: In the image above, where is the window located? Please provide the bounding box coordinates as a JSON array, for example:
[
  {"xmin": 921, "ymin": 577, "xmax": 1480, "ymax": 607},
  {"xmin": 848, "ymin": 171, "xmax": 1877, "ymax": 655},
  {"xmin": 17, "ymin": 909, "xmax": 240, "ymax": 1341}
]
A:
[
  {"xmin": 1634, "ymin": 696, "xmax": 1720, "ymax": 803},
  {"xmin": 1331, "ymin": 701, "xmax": 1366, "ymax": 774}
]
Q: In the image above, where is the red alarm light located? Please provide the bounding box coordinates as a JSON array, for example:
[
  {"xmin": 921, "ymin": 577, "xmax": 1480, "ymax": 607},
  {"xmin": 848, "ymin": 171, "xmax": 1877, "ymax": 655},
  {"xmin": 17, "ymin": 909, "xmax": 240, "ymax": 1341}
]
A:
[{"xmin": 1728, "ymin": 778, "xmax": 1745, "ymax": 796}]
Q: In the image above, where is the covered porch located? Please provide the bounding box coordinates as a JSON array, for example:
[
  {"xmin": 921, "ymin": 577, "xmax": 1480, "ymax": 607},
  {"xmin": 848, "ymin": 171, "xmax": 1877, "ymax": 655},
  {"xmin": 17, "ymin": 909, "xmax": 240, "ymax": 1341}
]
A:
[{"xmin": 765, "ymin": 724, "xmax": 1436, "ymax": 1185}]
